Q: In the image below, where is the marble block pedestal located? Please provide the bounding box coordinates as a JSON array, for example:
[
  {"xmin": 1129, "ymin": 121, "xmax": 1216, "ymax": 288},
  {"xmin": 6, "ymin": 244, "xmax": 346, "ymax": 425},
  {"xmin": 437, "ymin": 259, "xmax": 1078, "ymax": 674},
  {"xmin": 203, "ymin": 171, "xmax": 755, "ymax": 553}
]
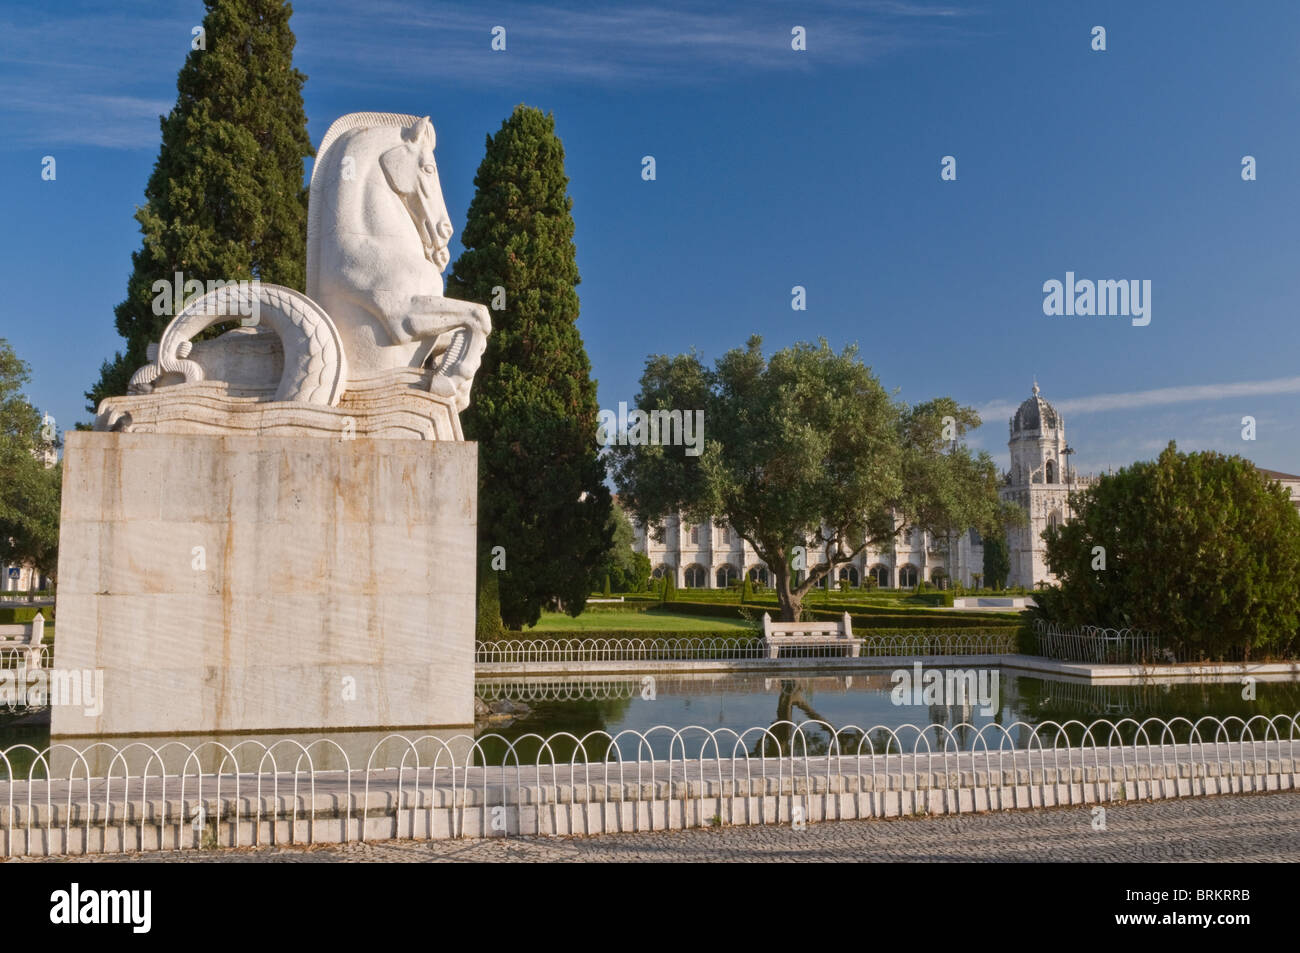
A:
[{"xmin": 51, "ymin": 431, "xmax": 476, "ymax": 739}]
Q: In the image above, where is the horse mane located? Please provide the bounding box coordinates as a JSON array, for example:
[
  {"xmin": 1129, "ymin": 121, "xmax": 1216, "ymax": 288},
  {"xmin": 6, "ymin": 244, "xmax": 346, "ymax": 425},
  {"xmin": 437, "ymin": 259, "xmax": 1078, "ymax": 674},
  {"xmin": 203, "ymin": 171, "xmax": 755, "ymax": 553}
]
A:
[{"xmin": 307, "ymin": 112, "xmax": 421, "ymax": 295}]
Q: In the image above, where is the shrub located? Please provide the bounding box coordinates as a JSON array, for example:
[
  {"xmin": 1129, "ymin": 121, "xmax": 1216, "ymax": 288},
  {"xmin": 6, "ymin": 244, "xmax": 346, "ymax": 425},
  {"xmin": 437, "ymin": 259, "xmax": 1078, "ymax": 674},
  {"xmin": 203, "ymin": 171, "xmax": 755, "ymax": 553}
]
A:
[
  {"xmin": 1042, "ymin": 443, "xmax": 1300, "ymax": 660},
  {"xmin": 475, "ymin": 571, "xmax": 505, "ymax": 641},
  {"xmin": 0, "ymin": 606, "xmax": 53, "ymax": 625}
]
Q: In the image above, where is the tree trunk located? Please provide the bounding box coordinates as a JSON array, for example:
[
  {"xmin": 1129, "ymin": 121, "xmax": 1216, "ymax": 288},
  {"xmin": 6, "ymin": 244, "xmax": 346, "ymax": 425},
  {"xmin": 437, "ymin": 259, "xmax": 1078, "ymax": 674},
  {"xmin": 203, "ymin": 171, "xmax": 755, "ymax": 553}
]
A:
[{"xmin": 774, "ymin": 562, "xmax": 802, "ymax": 622}]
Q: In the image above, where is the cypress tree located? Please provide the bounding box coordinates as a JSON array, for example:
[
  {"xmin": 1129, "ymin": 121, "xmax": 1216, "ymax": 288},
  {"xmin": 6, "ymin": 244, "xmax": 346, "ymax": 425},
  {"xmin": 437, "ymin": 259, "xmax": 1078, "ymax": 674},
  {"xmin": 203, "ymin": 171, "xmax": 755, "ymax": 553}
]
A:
[
  {"xmin": 86, "ymin": 0, "xmax": 313, "ymax": 412},
  {"xmin": 448, "ymin": 105, "xmax": 612, "ymax": 629}
]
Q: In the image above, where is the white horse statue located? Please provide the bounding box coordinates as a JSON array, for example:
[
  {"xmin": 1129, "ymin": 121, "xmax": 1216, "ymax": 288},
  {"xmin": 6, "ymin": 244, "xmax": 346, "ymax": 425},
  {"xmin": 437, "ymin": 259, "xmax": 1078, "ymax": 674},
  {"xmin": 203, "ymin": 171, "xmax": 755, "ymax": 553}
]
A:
[
  {"xmin": 308, "ymin": 112, "xmax": 489, "ymax": 402},
  {"xmin": 118, "ymin": 112, "xmax": 489, "ymax": 432}
]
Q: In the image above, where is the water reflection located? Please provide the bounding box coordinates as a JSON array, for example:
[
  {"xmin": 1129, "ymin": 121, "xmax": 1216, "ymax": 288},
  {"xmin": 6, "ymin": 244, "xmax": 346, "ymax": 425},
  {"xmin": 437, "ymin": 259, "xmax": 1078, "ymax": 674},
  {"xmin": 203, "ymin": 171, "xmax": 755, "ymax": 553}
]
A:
[
  {"xmin": 471, "ymin": 669, "xmax": 1300, "ymax": 763},
  {"xmin": 4, "ymin": 669, "xmax": 1299, "ymax": 777}
]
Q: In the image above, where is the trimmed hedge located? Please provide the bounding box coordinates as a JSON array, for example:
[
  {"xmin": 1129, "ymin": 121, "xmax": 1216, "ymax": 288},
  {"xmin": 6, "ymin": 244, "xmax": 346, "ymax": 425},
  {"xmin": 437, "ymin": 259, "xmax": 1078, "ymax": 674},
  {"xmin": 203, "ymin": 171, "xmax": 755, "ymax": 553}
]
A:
[
  {"xmin": 486, "ymin": 626, "xmax": 1018, "ymax": 643},
  {"xmin": 494, "ymin": 629, "xmax": 752, "ymax": 642},
  {"xmin": 0, "ymin": 606, "xmax": 53, "ymax": 625},
  {"xmin": 655, "ymin": 600, "xmax": 1020, "ymax": 628}
]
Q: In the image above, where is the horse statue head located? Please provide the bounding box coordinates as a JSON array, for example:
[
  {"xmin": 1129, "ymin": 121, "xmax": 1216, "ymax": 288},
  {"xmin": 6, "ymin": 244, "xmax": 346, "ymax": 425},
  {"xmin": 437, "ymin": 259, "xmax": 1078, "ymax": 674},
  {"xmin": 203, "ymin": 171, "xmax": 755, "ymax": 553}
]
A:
[
  {"xmin": 378, "ymin": 117, "xmax": 455, "ymax": 271},
  {"xmin": 308, "ymin": 112, "xmax": 490, "ymax": 403}
]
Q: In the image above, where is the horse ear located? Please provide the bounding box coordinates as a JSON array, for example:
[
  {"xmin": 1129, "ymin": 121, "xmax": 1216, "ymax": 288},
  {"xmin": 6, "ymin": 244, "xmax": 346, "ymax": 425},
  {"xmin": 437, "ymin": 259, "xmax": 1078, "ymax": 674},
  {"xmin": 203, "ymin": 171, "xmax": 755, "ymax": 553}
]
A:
[{"xmin": 406, "ymin": 116, "xmax": 435, "ymax": 149}]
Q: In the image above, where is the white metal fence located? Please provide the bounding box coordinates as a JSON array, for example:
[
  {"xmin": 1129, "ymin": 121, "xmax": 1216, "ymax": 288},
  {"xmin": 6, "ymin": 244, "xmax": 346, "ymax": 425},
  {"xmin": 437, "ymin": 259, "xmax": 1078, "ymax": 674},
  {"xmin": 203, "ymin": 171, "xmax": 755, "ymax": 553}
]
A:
[
  {"xmin": 1034, "ymin": 620, "xmax": 1164, "ymax": 663},
  {"xmin": 0, "ymin": 646, "xmax": 54, "ymax": 713},
  {"xmin": 1, "ymin": 713, "xmax": 1295, "ymax": 855},
  {"xmin": 475, "ymin": 632, "xmax": 1017, "ymax": 664}
]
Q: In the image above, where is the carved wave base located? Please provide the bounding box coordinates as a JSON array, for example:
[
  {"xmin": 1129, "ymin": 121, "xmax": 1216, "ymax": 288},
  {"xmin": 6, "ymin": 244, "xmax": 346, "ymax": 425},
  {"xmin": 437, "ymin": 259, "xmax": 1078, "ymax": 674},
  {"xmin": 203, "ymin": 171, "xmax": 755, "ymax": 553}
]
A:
[{"xmin": 93, "ymin": 369, "xmax": 462, "ymax": 441}]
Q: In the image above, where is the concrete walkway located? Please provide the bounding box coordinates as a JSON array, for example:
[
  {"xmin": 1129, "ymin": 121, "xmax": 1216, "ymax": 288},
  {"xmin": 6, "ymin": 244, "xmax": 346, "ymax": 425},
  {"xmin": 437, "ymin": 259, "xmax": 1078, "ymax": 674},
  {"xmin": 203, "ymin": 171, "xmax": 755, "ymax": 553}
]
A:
[{"xmin": 12, "ymin": 790, "xmax": 1299, "ymax": 862}]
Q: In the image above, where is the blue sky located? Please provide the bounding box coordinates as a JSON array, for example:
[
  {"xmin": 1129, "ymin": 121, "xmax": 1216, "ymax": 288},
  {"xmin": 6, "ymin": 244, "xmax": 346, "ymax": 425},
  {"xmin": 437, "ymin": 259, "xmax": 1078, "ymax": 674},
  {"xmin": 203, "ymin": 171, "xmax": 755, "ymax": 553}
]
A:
[{"xmin": 2, "ymin": 0, "xmax": 1299, "ymax": 476}]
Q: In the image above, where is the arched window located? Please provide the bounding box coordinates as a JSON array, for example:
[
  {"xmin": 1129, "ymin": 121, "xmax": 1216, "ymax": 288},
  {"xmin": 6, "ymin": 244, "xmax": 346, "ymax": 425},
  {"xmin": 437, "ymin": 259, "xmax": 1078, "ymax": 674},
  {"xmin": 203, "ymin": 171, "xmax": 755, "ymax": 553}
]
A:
[
  {"xmin": 869, "ymin": 564, "xmax": 890, "ymax": 588},
  {"xmin": 684, "ymin": 564, "xmax": 707, "ymax": 588},
  {"xmin": 687, "ymin": 523, "xmax": 699, "ymax": 545},
  {"xmin": 747, "ymin": 565, "xmax": 769, "ymax": 586},
  {"xmin": 652, "ymin": 564, "xmax": 671, "ymax": 580},
  {"xmin": 1046, "ymin": 459, "xmax": 1056, "ymax": 484},
  {"xmin": 838, "ymin": 566, "xmax": 860, "ymax": 587},
  {"xmin": 931, "ymin": 567, "xmax": 948, "ymax": 589},
  {"xmin": 899, "ymin": 564, "xmax": 919, "ymax": 588},
  {"xmin": 715, "ymin": 564, "xmax": 738, "ymax": 588}
]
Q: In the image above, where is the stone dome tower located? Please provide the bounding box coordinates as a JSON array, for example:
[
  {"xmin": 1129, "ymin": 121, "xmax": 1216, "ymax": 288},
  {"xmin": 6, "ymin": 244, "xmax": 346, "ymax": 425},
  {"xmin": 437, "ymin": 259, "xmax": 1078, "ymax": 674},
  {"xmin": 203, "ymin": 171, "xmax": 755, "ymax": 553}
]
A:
[
  {"xmin": 1009, "ymin": 380, "xmax": 1068, "ymax": 487},
  {"xmin": 999, "ymin": 381, "xmax": 1073, "ymax": 589}
]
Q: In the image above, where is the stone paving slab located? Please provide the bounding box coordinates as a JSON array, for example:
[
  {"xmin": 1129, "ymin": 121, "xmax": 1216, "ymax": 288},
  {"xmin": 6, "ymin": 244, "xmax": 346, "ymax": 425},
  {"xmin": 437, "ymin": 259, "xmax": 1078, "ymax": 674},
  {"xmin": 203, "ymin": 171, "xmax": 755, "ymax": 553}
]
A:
[{"xmin": 12, "ymin": 790, "xmax": 1300, "ymax": 863}]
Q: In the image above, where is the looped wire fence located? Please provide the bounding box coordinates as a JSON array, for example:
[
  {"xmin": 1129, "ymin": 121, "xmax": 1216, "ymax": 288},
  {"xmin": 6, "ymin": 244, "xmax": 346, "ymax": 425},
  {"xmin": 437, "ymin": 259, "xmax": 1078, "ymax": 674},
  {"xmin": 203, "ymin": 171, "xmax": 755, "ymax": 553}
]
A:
[
  {"xmin": 2, "ymin": 713, "xmax": 1295, "ymax": 856},
  {"xmin": 475, "ymin": 632, "xmax": 1016, "ymax": 664},
  {"xmin": 1033, "ymin": 620, "xmax": 1165, "ymax": 664}
]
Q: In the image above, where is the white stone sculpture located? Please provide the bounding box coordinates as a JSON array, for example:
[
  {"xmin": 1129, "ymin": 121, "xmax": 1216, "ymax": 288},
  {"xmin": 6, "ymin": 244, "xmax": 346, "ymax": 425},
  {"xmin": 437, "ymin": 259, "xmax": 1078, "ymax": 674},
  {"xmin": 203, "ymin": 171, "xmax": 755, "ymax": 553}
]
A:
[{"xmin": 97, "ymin": 113, "xmax": 490, "ymax": 440}]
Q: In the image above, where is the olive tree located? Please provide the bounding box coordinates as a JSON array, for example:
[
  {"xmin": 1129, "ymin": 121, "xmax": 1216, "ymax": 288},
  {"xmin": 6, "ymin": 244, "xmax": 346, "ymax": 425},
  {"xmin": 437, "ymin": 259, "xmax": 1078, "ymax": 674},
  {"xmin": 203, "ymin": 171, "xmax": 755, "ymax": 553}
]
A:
[{"xmin": 609, "ymin": 336, "xmax": 1013, "ymax": 621}]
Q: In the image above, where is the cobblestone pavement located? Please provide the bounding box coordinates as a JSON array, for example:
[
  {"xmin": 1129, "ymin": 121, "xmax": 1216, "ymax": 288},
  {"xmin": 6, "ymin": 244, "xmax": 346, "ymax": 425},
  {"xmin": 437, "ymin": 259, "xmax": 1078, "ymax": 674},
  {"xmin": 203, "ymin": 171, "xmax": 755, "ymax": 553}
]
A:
[{"xmin": 13, "ymin": 791, "xmax": 1300, "ymax": 862}]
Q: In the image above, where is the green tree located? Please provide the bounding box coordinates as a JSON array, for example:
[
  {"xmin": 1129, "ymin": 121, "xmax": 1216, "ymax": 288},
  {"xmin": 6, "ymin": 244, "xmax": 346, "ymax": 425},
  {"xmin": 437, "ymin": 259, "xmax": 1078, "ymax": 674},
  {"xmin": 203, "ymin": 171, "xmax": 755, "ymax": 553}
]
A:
[
  {"xmin": 0, "ymin": 340, "xmax": 61, "ymax": 580},
  {"xmin": 1040, "ymin": 442, "xmax": 1300, "ymax": 660},
  {"xmin": 596, "ymin": 502, "xmax": 650, "ymax": 593},
  {"xmin": 611, "ymin": 337, "xmax": 1016, "ymax": 621},
  {"xmin": 448, "ymin": 105, "xmax": 611, "ymax": 628},
  {"xmin": 86, "ymin": 0, "xmax": 313, "ymax": 413},
  {"xmin": 982, "ymin": 531, "xmax": 1010, "ymax": 591},
  {"xmin": 475, "ymin": 569, "xmax": 506, "ymax": 641}
]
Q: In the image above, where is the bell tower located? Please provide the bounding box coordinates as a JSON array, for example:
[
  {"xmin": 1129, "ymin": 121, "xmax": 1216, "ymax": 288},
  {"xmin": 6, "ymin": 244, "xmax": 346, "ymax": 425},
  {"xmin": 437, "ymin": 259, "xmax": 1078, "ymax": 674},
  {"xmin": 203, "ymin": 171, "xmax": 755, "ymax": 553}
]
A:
[{"xmin": 1000, "ymin": 381, "xmax": 1072, "ymax": 588}]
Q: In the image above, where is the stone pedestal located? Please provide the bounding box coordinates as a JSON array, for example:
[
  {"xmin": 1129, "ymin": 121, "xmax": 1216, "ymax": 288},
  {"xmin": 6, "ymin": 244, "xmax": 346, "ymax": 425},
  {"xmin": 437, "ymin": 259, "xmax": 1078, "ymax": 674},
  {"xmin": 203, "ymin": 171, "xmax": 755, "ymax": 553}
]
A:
[{"xmin": 51, "ymin": 431, "xmax": 476, "ymax": 738}]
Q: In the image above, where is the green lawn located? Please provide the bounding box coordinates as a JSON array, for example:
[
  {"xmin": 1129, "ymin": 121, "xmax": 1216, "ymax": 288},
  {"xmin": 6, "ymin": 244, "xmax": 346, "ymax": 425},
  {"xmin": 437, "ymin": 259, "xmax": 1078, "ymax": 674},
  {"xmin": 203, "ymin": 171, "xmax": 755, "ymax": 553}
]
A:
[{"xmin": 522, "ymin": 608, "xmax": 754, "ymax": 633}]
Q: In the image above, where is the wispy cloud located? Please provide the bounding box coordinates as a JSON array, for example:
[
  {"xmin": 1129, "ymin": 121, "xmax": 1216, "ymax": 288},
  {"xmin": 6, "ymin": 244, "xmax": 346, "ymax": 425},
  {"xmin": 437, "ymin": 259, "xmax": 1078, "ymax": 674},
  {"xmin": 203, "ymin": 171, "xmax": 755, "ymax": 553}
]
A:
[
  {"xmin": 0, "ymin": 0, "xmax": 982, "ymax": 150},
  {"xmin": 299, "ymin": 0, "xmax": 980, "ymax": 87},
  {"xmin": 978, "ymin": 376, "xmax": 1300, "ymax": 424}
]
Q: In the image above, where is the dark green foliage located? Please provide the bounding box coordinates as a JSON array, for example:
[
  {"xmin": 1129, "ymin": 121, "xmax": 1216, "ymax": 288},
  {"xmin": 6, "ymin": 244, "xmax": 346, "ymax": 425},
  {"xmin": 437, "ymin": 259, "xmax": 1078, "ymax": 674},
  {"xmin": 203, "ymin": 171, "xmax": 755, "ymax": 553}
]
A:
[
  {"xmin": 1040, "ymin": 442, "xmax": 1300, "ymax": 659},
  {"xmin": 656, "ymin": 600, "xmax": 1018, "ymax": 629},
  {"xmin": 663, "ymin": 572, "xmax": 677, "ymax": 603},
  {"xmin": 982, "ymin": 531, "xmax": 1010, "ymax": 590},
  {"xmin": 595, "ymin": 502, "xmax": 650, "ymax": 593},
  {"xmin": 448, "ymin": 106, "xmax": 611, "ymax": 628},
  {"xmin": 0, "ymin": 606, "xmax": 53, "ymax": 625},
  {"xmin": 87, "ymin": 0, "xmax": 313, "ymax": 414},
  {"xmin": 475, "ymin": 567, "xmax": 506, "ymax": 640},
  {"xmin": 0, "ymin": 340, "xmax": 61, "ymax": 578}
]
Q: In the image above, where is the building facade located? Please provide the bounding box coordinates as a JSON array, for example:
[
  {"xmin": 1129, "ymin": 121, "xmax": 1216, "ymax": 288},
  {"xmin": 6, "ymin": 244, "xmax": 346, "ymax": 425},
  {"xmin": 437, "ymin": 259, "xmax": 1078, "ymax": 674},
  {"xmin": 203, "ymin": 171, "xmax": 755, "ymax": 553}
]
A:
[
  {"xmin": 631, "ymin": 512, "xmax": 985, "ymax": 590},
  {"xmin": 631, "ymin": 381, "xmax": 1300, "ymax": 592}
]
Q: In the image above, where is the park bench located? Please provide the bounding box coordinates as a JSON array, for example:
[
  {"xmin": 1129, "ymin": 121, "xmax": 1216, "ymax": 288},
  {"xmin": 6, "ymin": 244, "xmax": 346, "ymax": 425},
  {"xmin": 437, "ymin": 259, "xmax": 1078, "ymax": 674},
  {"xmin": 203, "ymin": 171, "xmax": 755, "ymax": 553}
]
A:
[
  {"xmin": 760, "ymin": 611, "xmax": 859, "ymax": 658},
  {"xmin": 0, "ymin": 611, "xmax": 45, "ymax": 665}
]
